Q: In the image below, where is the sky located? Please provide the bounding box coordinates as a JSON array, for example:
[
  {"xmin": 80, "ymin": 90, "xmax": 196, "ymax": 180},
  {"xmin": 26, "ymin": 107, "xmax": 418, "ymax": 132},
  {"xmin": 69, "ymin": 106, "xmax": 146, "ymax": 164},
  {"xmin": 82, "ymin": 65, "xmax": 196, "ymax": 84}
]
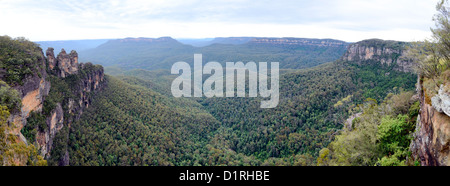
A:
[{"xmin": 0, "ymin": 0, "xmax": 439, "ymax": 42}]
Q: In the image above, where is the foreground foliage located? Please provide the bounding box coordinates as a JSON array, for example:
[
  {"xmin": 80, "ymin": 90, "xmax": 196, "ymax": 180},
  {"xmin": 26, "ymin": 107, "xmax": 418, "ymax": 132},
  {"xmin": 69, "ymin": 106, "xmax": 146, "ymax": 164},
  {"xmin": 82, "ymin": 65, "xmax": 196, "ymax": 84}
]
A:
[{"xmin": 317, "ymin": 91, "xmax": 419, "ymax": 166}]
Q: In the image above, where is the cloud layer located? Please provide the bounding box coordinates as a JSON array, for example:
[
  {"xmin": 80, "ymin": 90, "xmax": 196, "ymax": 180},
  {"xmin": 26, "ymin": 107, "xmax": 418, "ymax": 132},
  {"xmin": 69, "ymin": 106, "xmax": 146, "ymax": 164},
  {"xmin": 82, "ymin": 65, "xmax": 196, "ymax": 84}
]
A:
[{"xmin": 0, "ymin": 0, "xmax": 437, "ymax": 42}]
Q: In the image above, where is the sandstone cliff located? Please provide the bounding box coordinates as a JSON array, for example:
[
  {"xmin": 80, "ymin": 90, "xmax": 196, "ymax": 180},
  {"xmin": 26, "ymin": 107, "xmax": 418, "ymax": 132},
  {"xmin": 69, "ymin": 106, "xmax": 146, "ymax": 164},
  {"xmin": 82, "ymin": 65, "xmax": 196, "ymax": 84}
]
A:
[
  {"xmin": 4, "ymin": 46, "xmax": 104, "ymax": 165},
  {"xmin": 411, "ymin": 78, "xmax": 450, "ymax": 166},
  {"xmin": 249, "ymin": 37, "xmax": 348, "ymax": 47},
  {"xmin": 54, "ymin": 48, "xmax": 79, "ymax": 77},
  {"xmin": 341, "ymin": 39, "xmax": 413, "ymax": 72},
  {"xmin": 37, "ymin": 48, "xmax": 104, "ymax": 162},
  {"xmin": 7, "ymin": 49, "xmax": 50, "ymax": 145}
]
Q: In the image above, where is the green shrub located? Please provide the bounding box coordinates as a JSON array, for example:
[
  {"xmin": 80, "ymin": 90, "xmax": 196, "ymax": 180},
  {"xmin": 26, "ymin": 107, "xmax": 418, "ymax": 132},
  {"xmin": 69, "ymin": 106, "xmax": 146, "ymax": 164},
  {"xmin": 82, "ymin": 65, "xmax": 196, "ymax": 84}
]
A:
[
  {"xmin": 21, "ymin": 111, "xmax": 47, "ymax": 144},
  {"xmin": 0, "ymin": 80, "xmax": 22, "ymax": 112},
  {"xmin": 0, "ymin": 36, "xmax": 42, "ymax": 86}
]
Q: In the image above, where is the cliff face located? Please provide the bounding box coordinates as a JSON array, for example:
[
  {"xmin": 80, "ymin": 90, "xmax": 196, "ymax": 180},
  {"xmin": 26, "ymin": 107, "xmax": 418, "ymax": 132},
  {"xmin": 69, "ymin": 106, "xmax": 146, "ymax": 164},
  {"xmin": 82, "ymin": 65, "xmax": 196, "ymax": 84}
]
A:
[
  {"xmin": 46, "ymin": 48, "xmax": 56, "ymax": 70},
  {"xmin": 7, "ymin": 49, "xmax": 50, "ymax": 144},
  {"xmin": 411, "ymin": 80, "xmax": 450, "ymax": 166},
  {"xmin": 249, "ymin": 37, "xmax": 348, "ymax": 47},
  {"xmin": 54, "ymin": 49, "xmax": 79, "ymax": 78},
  {"xmin": 342, "ymin": 39, "xmax": 413, "ymax": 72},
  {"xmin": 5, "ymin": 46, "xmax": 104, "ymax": 165},
  {"xmin": 36, "ymin": 48, "xmax": 104, "ymax": 162}
]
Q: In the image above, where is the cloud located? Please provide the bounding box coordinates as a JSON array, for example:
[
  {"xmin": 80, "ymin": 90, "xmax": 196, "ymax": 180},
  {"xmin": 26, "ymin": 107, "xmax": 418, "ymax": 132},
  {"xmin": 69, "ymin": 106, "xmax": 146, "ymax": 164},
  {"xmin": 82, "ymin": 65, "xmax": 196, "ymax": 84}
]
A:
[{"xmin": 0, "ymin": 0, "xmax": 437, "ymax": 42}]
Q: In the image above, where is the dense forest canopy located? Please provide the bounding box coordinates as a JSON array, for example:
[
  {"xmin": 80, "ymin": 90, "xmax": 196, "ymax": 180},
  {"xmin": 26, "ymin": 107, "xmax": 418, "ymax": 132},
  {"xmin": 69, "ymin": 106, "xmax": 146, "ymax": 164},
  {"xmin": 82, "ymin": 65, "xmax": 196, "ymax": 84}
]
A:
[
  {"xmin": 8, "ymin": 0, "xmax": 450, "ymax": 165},
  {"xmin": 63, "ymin": 56, "xmax": 416, "ymax": 165},
  {"xmin": 0, "ymin": 30, "xmax": 420, "ymax": 166}
]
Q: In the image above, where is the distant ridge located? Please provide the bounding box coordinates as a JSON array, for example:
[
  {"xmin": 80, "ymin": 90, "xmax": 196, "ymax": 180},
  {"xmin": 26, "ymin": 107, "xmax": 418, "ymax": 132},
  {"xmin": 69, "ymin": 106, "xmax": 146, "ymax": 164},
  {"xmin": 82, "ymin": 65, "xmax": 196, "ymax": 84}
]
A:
[
  {"xmin": 177, "ymin": 37, "xmax": 252, "ymax": 47},
  {"xmin": 100, "ymin": 37, "xmax": 183, "ymax": 47},
  {"xmin": 113, "ymin": 37, "xmax": 177, "ymax": 43},
  {"xmin": 248, "ymin": 37, "xmax": 348, "ymax": 47},
  {"xmin": 177, "ymin": 37, "xmax": 348, "ymax": 47},
  {"xmin": 207, "ymin": 37, "xmax": 254, "ymax": 45},
  {"xmin": 36, "ymin": 39, "xmax": 110, "ymax": 53},
  {"xmin": 79, "ymin": 36, "xmax": 349, "ymax": 70}
]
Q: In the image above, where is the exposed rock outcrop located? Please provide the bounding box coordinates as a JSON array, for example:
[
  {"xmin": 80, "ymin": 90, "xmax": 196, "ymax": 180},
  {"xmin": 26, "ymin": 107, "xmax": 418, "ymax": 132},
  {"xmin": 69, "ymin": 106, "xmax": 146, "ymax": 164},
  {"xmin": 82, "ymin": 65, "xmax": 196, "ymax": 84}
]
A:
[
  {"xmin": 47, "ymin": 48, "xmax": 79, "ymax": 78},
  {"xmin": 71, "ymin": 63, "xmax": 105, "ymax": 122},
  {"xmin": 249, "ymin": 37, "xmax": 348, "ymax": 47},
  {"xmin": 342, "ymin": 39, "xmax": 413, "ymax": 72},
  {"xmin": 345, "ymin": 112, "xmax": 362, "ymax": 130},
  {"xmin": 7, "ymin": 49, "xmax": 50, "ymax": 144},
  {"xmin": 411, "ymin": 79, "xmax": 450, "ymax": 166},
  {"xmin": 39, "ymin": 61, "xmax": 105, "ymax": 160},
  {"xmin": 46, "ymin": 47, "xmax": 56, "ymax": 70},
  {"xmin": 36, "ymin": 103, "xmax": 63, "ymax": 157},
  {"xmin": 431, "ymin": 84, "xmax": 450, "ymax": 117},
  {"xmin": 5, "ymin": 46, "xmax": 105, "ymax": 164}
]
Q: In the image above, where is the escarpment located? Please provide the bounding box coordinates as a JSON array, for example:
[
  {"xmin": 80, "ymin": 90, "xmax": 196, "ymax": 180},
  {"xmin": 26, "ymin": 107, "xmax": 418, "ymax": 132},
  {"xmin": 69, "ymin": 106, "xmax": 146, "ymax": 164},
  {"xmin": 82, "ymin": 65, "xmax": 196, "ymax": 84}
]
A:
[
  {"xmin": 411, "ymin": 79, "xmax": 450, "ymax": 166},
  {"xmin": 342, "ymin": 39, "xmax": 413, "ymax": 72},
  {"xmin": 7, "ymin": 48, "xmax": 50, "ymax": 145},
  {"xmin": 37, "ymin": 48, "xmax": 105, "ymax": 164},
  {"xmin": 249, "ymin": 37, "xmax": 348, "ymax": 47},
  {"xmin": 3, "ymin": 46, "xmax": 105, "ymax": 165}
]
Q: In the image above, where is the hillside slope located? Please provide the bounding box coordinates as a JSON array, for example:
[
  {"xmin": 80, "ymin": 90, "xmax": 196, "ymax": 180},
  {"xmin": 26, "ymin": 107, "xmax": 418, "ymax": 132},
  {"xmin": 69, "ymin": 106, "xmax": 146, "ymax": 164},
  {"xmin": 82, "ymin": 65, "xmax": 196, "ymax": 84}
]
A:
[{"xmin": 92, "ymin": 38, "xmax": 416, "ymax": 165}]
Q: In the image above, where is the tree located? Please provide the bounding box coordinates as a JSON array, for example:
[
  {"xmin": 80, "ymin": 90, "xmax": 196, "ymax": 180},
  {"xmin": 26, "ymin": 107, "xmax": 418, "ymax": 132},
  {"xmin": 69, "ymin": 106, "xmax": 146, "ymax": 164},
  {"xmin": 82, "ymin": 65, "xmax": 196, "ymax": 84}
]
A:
[
  {"xmin": 0, "ymin": 80, "xmax": 21, "ymax": 112},
  {"xmin": 433, "ymin": 0, "xmax": 450, "ymax": 62},
  {"xmin": 377, "ymin": 115, "xmax": 409, "ymax": 154},
  {"xmin": 405, "ymin": 0, "xmax": 450, "ymax": 81},
  {"xmin": 317, "ymin": 148, "xmax": 331, "ymax": 166}
]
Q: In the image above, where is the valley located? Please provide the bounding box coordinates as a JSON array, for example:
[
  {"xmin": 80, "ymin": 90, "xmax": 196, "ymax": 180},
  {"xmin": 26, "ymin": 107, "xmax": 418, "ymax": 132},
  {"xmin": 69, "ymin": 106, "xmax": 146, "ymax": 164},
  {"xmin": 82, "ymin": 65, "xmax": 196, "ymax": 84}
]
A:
[
  {"xmin": 61, "ymin": 37, "xmax": 416, "ymax": 165},
  {"xmin": 0, "ymin": 34, "xmax": 447, "ymax": 166}
]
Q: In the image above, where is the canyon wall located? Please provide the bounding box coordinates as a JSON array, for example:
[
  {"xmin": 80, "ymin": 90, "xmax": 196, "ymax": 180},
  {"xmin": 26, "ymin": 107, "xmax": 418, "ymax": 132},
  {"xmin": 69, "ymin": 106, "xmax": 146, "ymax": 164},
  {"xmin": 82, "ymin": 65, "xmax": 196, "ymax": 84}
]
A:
[
  {"xmin": 6, "ymin": 47, "xmax": 104, "ymax": 165},
  {"xmin": 341, "ymin": 39, "xmax": 413, "ymax": 72},
  {"xmin": 410, "ymin": 79, "xmax": 450, "ymax": 166}
]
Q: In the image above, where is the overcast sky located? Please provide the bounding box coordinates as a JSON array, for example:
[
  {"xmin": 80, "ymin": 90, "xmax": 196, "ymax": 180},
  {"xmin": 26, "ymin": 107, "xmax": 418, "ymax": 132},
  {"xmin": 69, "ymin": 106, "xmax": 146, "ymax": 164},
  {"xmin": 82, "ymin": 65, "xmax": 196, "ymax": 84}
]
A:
[{"xmin": 0, "ymin": 0, "xmax": 438, "ymax": 42}]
